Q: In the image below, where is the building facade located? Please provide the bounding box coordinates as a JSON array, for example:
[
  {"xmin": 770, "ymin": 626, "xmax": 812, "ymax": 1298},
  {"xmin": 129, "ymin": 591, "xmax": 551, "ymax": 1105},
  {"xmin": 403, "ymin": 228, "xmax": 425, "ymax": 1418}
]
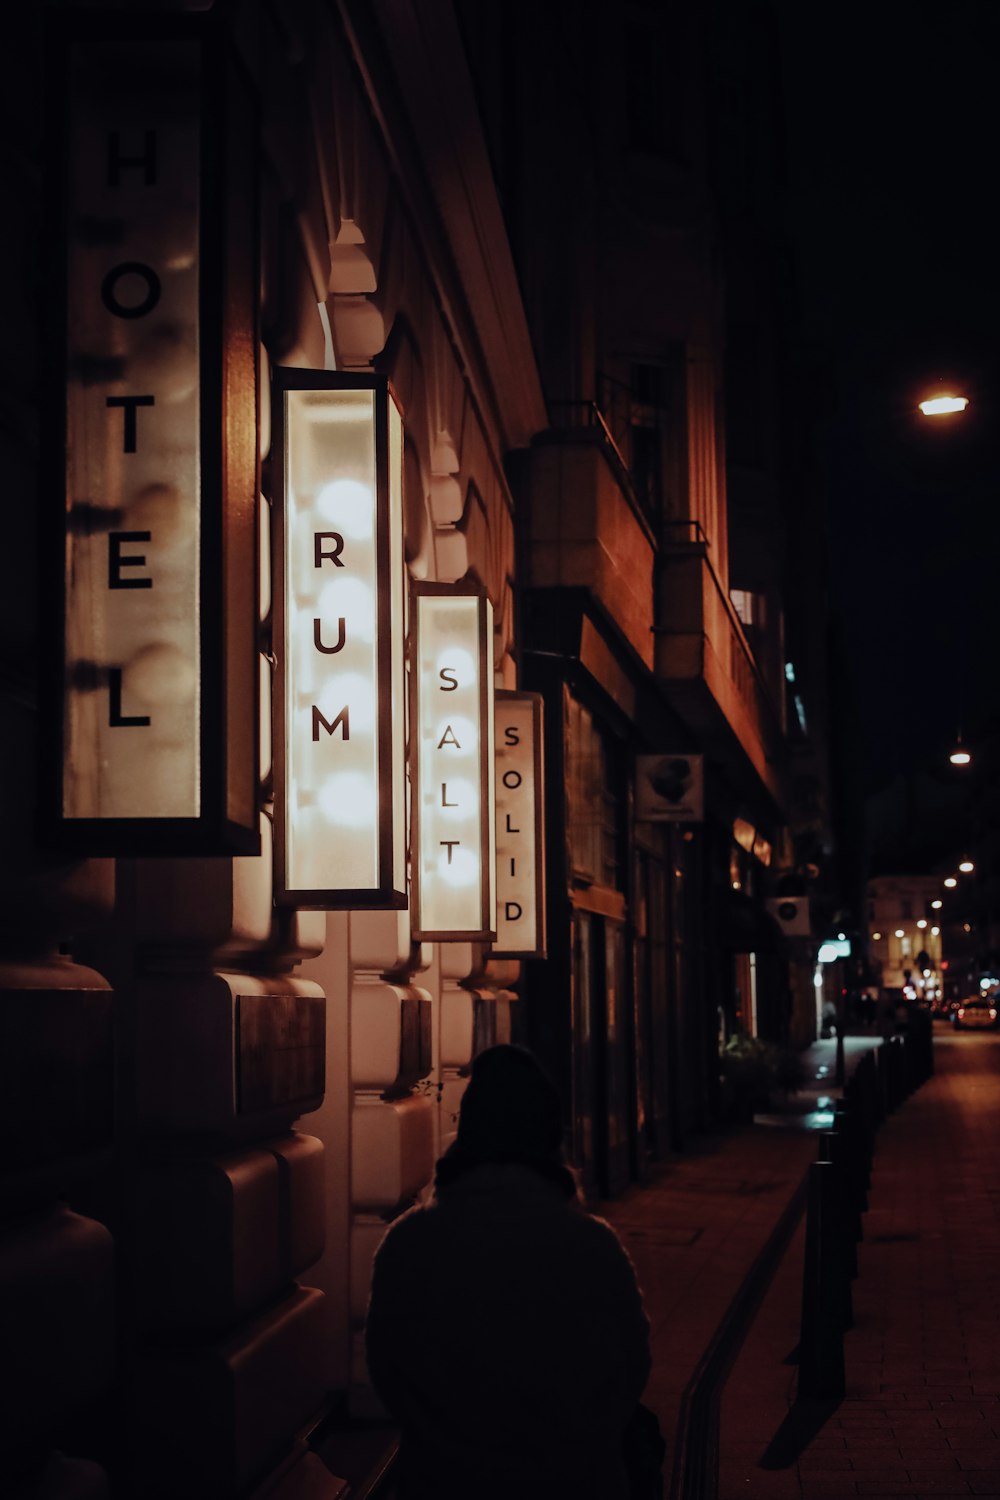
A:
[
  {"xmin": 2, "ymin": 3, "xmax": 839, "ymax": 1497},
  {"xmin": 867, "ymin": 875, "xmax": 945, "ymax": 1003}
]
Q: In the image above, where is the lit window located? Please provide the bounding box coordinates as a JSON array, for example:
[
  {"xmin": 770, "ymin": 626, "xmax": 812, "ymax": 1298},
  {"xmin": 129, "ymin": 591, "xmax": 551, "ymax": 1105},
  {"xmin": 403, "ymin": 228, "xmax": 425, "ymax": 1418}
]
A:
[
  {"xmin": 794, "ymin": 695, "xmax": 808, "ymax": 735},
  {"xmin": 730, "ymin": 589, "xmax": 754, "ymax": 627}
]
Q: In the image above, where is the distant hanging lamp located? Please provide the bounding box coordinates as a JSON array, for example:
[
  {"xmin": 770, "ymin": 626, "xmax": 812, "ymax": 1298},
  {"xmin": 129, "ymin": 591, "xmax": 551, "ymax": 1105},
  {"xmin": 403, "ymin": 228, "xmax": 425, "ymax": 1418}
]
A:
[
  {"xmin": 918, "ymin": 393, "xmax": 969, "ymax": 416},
  {"xmin": 949, "ymin": 731, "xmax": 972, "ymax": 767},
  {"xmin": 919, "ymin": 379, "xmax": 970, "ymax": 417}
]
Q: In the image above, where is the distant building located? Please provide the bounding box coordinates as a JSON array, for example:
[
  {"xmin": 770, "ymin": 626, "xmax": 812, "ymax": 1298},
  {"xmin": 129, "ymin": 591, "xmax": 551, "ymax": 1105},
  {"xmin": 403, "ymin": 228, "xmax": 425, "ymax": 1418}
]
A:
[{"xmin": 867, "ymin": 874, "xmax": 945, "ymax": 1003}]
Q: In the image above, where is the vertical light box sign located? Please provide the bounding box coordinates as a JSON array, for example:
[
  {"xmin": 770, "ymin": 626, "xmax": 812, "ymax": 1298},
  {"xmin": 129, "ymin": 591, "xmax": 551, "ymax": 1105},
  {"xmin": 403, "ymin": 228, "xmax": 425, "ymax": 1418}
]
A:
[
  {"xmin": 274, "ymin": 372, "xmax": 406, "ymax": 909},
  {"xmin": 493, "ymin": 691, "xmax": 547, "ymax": 958},
  {"xmin": 413, "ymin": 586, "xmax": 496, "ymax": 941},
  {"xmin": 49, "ymin": 15, "xmax": 259, "ymax": 853}
]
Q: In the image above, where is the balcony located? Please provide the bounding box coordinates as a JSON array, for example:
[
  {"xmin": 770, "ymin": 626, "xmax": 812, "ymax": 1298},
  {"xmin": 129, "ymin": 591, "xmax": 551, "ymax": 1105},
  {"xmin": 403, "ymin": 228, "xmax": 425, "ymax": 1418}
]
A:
[
  {"xmin": 523, "ymin": 403, "xmax": 655, "ymax": 670},
  {"xmin": 654, "ymin": 522, "xmax": 786, "ymax": 810}
]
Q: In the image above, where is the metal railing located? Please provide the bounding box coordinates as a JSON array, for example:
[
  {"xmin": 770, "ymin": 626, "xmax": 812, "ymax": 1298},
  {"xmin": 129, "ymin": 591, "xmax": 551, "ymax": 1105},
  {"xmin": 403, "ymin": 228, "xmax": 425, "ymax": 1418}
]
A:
[
  {"xmin": 658, "ymin": 519, "xmax": 785, "ymax": 755},
  {"xmin": 544, "ymin": 399, "xmax": 655, "ymax": 544},
  {"xmin": 542, "ymin": 406, "xmax": 785, "ymax": 756}
]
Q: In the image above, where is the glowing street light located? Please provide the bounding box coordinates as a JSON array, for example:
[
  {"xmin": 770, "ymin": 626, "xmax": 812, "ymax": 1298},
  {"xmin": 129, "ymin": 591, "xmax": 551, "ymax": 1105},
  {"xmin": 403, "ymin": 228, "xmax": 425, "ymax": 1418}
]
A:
[
  {"xmin": 959, "ymin": 859, "xmax": 975, "ymax": 873},
  {"xmin": 931, "ymin": 899, "xmax": 943, "ymax": 909},
  {"xmin": 944, "ymin": 877, "xmax": 958, "ymax": 889},
  {"xmin": 919, "ymin": 394, "xmax": 969, "ymax": 416}
]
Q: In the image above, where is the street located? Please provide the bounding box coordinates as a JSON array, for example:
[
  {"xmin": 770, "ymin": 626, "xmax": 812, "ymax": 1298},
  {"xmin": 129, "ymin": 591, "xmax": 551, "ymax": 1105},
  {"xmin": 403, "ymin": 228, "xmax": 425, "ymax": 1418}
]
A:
[{"xmin": 720, "ymin": 1029, "xmax": 1000, "ymax": 1499}]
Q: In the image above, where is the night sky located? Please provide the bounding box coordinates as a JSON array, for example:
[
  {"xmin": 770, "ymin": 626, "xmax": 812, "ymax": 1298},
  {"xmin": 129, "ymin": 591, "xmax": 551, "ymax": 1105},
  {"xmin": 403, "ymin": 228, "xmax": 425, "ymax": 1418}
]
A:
[{"xmin": 774, "ymin": 4, "xmax": 1000, "ymax": 792}]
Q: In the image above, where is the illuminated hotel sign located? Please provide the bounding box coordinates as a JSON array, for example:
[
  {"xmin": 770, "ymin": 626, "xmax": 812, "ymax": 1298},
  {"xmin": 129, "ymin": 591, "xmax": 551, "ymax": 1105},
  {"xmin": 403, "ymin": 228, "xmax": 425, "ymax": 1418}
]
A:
[
  {"xmin": 273, "ymin": 372, "xmax": 406, "ymax": 909},
  {"xmin": 493, "ymin": 692, "xmax": 546, "ymax": 958},
  {"xmin": 412, "ymin": 585, "xmax": 496, "ymax": 941},
  {"xmin": 47, "ymin": 15, "xmax": 258, "ymax": 853}
]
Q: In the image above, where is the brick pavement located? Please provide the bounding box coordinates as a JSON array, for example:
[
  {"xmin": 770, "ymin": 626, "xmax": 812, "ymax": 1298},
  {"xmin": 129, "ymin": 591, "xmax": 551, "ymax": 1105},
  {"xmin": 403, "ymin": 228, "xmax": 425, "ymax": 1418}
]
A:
[
  {"xmin": 605, "ymin": 1124, "xmax": 818, "ymax": 1481},
  {"xmin": 602, "ymin": 1037, "xmax": 871, "ymax": 1493},
  {"xmin": 718, "ymin": 1030, "xmax": 1000, "ymax": 1500}
]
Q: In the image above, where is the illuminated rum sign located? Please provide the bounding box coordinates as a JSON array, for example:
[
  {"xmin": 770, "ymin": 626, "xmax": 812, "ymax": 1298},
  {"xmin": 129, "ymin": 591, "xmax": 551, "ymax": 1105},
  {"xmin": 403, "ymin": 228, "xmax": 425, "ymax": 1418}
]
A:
[
  {"xmin": 46, "ymin": 15, "xmax": 258, "ymax": 853},
  {"xmin": 493, "ymin": 692, "xmax": 546, "ymax": 958},
  {"xmin": 273, "ymin": 372, "xmax": 406, "ymax": 908},
  {"xmin": 412, "ymin": 586, "xmax": 495, "ymax": 941}
]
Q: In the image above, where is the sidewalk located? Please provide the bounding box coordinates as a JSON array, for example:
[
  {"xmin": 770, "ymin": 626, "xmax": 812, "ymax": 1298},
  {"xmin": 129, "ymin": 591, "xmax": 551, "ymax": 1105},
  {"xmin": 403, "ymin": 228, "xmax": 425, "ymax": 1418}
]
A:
[
  {"xmin": 602, "ymin": 1038, "xmax": 874, "ymax": 1498},
  {"xmin": 716, "ymin": 1029, "xmax": 1000, "ymax": 1500}
]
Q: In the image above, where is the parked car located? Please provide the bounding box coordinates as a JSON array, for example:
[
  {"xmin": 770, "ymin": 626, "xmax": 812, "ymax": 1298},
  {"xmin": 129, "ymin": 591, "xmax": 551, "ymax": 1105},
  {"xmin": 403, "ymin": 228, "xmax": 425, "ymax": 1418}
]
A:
[{"xmin": 951, "ymin": 998, "xmax": 999, "ymax": 1030}]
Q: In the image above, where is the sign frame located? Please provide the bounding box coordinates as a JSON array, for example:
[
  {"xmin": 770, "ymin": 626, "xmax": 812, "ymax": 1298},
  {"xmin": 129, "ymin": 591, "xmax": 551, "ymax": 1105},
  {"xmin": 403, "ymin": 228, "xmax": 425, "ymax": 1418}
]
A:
[
  {"xmin": 492, "ymin": 689, "xmax": 547, "ymax": 959},
  {"xmin": 271, "ymin": 368, "xmax": 407, "ymax": 910},
  {"xmin": 41, "ymin": 10, "xmax": 259, "ymax": 855},
  {"xmin": 635, "ymin": 753, "xmax": 705, "ymax": 823},
  {"xmin": 411, "ymin": 581, "xmax": 496, "ymax": 943}
]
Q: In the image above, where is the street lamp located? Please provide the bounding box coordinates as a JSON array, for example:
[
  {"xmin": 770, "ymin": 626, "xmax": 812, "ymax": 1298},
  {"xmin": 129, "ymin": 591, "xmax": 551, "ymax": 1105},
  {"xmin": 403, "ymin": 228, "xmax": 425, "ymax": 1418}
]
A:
[
  {"xmin": 919, "ymin": 394, "xmax": 969, "ymax": 416},
  {"xmin": 949, "ymin": 733, "xmax": 972, "ymax": 767}
]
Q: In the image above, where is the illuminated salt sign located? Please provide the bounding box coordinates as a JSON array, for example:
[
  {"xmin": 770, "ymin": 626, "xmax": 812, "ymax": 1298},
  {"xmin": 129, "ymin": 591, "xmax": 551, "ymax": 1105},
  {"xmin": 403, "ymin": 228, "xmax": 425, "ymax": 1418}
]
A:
[
  {"xmin": 49, "ymin": 16, "xmax": 258, "ymax": 853},
  {"xmin": 493, "ymin": 691, "xmax": 546, "ymax": 958},
  {"xmin": 412, "ymin": 586, "xmax": 495, "ymax": 941},
  {"xmin": 273, "ymin": 372, "xmax": 406, "ymax": 908}
]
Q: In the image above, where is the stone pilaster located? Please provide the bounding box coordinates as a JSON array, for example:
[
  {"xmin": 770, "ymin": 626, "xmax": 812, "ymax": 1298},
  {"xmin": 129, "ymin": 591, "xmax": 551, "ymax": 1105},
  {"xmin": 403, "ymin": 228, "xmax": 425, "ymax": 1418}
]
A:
[{"xmin": 345, "ymin": 911, "xmax": 434, "ymax": 1414}]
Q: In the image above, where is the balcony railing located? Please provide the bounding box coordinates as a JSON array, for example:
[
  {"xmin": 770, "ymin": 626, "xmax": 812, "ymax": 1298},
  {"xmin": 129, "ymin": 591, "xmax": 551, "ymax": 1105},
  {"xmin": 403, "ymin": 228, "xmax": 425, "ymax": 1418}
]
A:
[
  {"xmin": 656, "ymin": 522, "xmax": 786, "ymax": 795},
  {"xmin": 545, "ymin": 400, "xmax": 655, "ymax": 546}
]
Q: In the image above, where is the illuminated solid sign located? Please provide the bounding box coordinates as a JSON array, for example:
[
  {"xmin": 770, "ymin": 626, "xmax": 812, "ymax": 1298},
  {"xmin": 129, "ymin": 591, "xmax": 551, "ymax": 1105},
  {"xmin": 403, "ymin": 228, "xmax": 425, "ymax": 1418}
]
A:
[
  {"xmin": 47, "ymin": 15, "xmax": 258, "ymax": 853},
  {"xmin": 493, "ymin": 691, "xmax": 546, "ymax": 958},
  {"xmin": 817, "ymin": 938, "xmax": 851, "ymax": 963},
  {"xmin": 412, "ymin": 585, "xmax": 495, "ymax": 941},
  {"xmin": 273, "ymin": 372, "xmax": 406, "ymax": 908}
]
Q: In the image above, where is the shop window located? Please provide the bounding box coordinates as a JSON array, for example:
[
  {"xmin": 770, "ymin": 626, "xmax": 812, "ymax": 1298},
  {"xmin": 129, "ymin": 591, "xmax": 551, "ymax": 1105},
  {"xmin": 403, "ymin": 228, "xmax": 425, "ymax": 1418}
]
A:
[{"xmin": 565, "ymin": 696, "xmax": 621, "ymax": 890}]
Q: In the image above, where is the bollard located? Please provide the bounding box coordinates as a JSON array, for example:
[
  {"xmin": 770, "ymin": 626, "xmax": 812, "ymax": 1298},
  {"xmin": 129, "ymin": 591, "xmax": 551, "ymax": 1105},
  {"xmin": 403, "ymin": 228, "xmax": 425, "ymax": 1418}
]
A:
[
  {"xmin": 855, "ymin": 1057, "xmax": 877, "ymax": 1176},
  {"xmin": 817, "ymin": 1130, "xmax": 855, "ymax": 1327},
  {"xmin": 834, "ymin": 1099, "xmax": 868, "ymax": 1220},
  {"xmin": 818, "ymin": 1128, "xmax": 858, "ymax": 1275},
  {"xmin": 875, "ymin": 1041, "xmax": 891, "ymax": 1119},
  {"xmin": 867, "ymin": 1045, "xmax": 887, "ymax": 1126},
  {"xmin": 799, "ymin": 1160, "xmax": 846, "ymax": 1399},
  {"xmin": 882, "ymin": 1035, "xmax": 904, "ymax": 1112},
  {"xmin": 844, "ymin": 1062, "xmax": 873, "ymax": 1177}
]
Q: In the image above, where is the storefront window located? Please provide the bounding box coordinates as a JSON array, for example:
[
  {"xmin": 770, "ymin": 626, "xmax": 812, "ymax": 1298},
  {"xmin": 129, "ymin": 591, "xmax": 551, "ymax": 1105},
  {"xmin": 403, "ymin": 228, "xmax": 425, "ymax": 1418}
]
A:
[{"xmin": 565, "ymin": 695, "xmax": 621, "ymax": 889}]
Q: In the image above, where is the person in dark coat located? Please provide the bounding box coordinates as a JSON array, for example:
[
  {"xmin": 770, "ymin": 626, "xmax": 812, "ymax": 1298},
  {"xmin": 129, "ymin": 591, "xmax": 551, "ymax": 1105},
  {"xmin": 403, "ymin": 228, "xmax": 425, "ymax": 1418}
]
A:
[{"xmin": 364, "ymin": 1044, "xmax": 652, "ymax": 1500}]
